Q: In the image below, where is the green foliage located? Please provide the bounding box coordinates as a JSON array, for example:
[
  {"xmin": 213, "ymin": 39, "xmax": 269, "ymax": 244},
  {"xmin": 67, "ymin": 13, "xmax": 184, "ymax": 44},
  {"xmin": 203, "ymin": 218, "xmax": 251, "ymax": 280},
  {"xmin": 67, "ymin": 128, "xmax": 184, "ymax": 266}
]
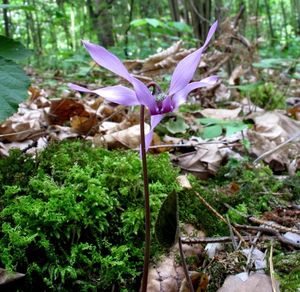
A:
[
  {"xmin": 0, "ymin": 36, "xmax": 31, "ymax": 122},
  {"xmin": 0, "ymin": 140, "xmax": 180, "ymax": 291},
  {"xmin": 273, "ymin": 252, "xmax": 300, "ymax": 291},
  {"xmin": 0, "ymin": 57, "xmax": 31, "ymax": 122},
  {"xmin": 241, "ymin": 82, "xmax": 286, "ymax": 110},
  {"xmin": 197, "ymin": 118, "xmax": 249, "ymax": 139},
  {"xmin": 0, "ymin": 35, "xmax": 32, "ymax": 61}
]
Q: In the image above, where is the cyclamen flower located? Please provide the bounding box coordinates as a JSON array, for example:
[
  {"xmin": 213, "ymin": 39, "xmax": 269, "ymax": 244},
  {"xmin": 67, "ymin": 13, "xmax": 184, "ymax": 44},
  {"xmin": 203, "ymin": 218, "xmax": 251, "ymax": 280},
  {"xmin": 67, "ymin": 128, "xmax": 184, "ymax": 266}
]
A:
[{"xmin": 69, "ymin": 21, "xmax": 218, "ymax": 150}]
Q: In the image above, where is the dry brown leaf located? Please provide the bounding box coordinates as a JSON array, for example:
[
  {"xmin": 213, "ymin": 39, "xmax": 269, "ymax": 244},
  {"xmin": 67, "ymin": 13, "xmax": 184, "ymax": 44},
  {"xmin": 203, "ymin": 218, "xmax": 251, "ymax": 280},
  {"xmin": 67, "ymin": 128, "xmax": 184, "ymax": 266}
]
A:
[
  {"xmin": 200, "ymin": 108, "xmax": 241, "ymax": 119},
  {"xmin": 217, "ymin": 272, "xmax": 279, "ymax": 292},
  {"xmin": 70, "ymin": 114, "xmax": 98, "ymax": 135},
  {"xmin": 0, "ymin": 268, "xmax": 25, "ymax": 285},
  {"xmin": 46, "ymin": 99, "xmax": 86, "ymax": 125},
  {"xmin": 94, "ymin": 123, "xmax": 150, "ymax": 150}
]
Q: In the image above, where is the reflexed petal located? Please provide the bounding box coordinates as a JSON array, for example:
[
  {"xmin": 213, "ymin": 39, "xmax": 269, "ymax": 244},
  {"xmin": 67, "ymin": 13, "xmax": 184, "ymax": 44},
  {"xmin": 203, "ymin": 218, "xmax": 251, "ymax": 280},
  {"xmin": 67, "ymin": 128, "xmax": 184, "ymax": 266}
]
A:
[
  {"xmin": 82, "ymin": 41, "xmax": 157, "ymax": 112},
  {"xmin": 169, "ymin": 21, "xmax": 218, "ymax": 96},
  {"xmin": 172, "ymin": 75, "xmax": 218, "ymax": 108},
  {"xmin": 68, "ymin": 83, "xmax": 139, "ymax": 106},
  {"xmin": 131, "ymin": 78, "xmax": 157, "ymax": 113},
  {"xmin": 82, "ymin": 41, "xmax": 132, "ymax": 83},
  {"xmin": 144, "ymin": 114, "xmax": 165, "ymax": 151},
  {"xmin": 93, "ymin": 85, "xmax": 139, "ymax": 106}
]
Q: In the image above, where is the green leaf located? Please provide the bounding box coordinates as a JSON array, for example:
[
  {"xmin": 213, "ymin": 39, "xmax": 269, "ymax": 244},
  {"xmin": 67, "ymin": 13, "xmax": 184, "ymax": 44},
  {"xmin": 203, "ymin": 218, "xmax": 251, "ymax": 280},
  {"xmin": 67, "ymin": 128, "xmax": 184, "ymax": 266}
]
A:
[
  {"xmin": 0, "ymin": 36, "xmax": 32, "ymax": 61},
  {"xmin": 155, "ymin": 192, "xmax": 178, "ymax": 249},
  {"xmin": 0, "ymin": 57, "xmax": 30, "ymax": 122},
  {"xmin": 165, "ymin": 116, "xmax": 189, "ymax": 134},
  {"xmin": 197, "ymin": 117, "xmax": 221, "ymax": 125},
  {"xmin": 146, "ymin": 18, "xmax": 163, "ymax": 28},
  {"xmin": 0, "ymin": 4, "xmax": 34, "ymax": 11},
  {"xmin": 225, "ymin": 122, "xmax": 248, "ymax": 136},
  {"xmin": 130, "ymin": 19, "xmax": 148, "ymax": 27},
  {"xmin": 167, "ymin": 21, "xmax": 192, "ymax": 33},
  {"xmin": 202, "ymin": 125, "xmax": 222, "ymax": 139}
]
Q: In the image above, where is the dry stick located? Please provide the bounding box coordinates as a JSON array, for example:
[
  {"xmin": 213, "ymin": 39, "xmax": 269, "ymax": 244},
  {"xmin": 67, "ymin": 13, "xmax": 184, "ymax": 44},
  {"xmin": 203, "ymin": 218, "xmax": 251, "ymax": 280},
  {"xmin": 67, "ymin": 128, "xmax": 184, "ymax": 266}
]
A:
[
  {"xmin": 195, "ymin": 192, "xmax": 247, "ymax": 246},
  {"xmin": 253, "ymin": 131, "xmax": 300, "ymax": 164},
  {"xmin": 269, "ymin": 243, "xmax": 278, "ymax": 292},
  {"xmin": 224, "ymin": 203, "xmax": 300, "ymax": 235},
  {"xmin": 225, "ymin": 214, "xmax": 238, "ymax": 250},
  {"xmin": 178, "ymin": 236, "xmax": 195, "ymax": 292},
  {"xmin": 246, "ymin": 231, "xmax": 262, "ymax": 271},
  {"xmin": 140, "ymin": 105, "xmax": 151, "ymax": 292},
  {"xmin": 234, "ymin": 224, "xmax": 300, "ymax": 248},
  {"xmin": 181, "ymin": 235, "xmax": 276, "ymax": 244}
]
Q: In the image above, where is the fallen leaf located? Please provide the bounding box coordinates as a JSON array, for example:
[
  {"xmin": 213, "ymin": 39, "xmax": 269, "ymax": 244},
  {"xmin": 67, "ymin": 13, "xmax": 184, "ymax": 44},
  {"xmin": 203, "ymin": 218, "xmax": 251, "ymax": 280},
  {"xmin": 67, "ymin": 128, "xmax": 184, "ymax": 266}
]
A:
[
  {"xmin": 217, "ymin": 272, "xmax": 279, "ymax": 292},
  {"xmin": 200, "ymin": 108, "xmax": 241, "ymax": 119}
]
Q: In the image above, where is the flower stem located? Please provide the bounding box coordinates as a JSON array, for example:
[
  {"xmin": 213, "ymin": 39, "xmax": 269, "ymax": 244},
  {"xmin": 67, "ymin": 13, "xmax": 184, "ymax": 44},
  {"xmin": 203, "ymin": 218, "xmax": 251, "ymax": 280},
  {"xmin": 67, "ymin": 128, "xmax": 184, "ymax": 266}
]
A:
[{"xmin": 140, "ymin": 105, "xmax": 151, "ymax": 292}]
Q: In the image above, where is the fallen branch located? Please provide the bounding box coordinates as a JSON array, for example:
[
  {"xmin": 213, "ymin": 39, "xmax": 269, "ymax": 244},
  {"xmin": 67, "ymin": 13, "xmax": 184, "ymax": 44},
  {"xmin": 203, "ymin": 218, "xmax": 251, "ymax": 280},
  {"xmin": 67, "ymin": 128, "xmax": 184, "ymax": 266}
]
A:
[
  {"xmin": 195, "ymin": 192, "xmax": 247, "ymax": 246},
  {"xmin": 181, "ymin": 235, "xmax": 275, "ymax": 244},
  {"xmin": 253, "ymin": 131, "xmax": 300, "ymax": 164}
]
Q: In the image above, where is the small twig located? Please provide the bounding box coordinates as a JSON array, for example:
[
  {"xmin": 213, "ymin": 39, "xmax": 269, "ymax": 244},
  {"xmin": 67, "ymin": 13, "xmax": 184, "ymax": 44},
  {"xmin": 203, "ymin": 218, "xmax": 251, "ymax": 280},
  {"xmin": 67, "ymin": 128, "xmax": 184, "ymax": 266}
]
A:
[
  {"xmin": 246, "ymin": 231, "xmax": 262, "ymax": 271},
  {"xmin": 195, "ymin": 192, "xmax": 247, "ymax": 246},
  {"xmin": 226, "ymin": 214, "xmax": 238, "ymax": 250},
  {"xmin": 234, "ymin": 224, "xmax": 300, "ymax": 248},
  {"xmin": 178, "ymin": 236, "xmax": 194, "ymax": 292},
  {"xmin": 181, "ymin": 235, "xmax": 275, "ymax": 244},
  {"xmin": 224, "ymin": 203, "xmax": 300, "ymax": 235},
  {"xmin": 253, "ymin": 131, "xmax": 300, "ymax": 164},
  {"xmin": 269, "ymin": 243, "xmax": 278, "ymax": 292}
]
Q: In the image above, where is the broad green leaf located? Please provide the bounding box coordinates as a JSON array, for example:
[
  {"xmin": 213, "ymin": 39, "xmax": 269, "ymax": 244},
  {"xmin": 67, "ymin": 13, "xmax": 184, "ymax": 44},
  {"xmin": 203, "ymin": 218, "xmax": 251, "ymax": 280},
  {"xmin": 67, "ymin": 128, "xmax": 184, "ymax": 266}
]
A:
[
  {"xmin": 202, "ymin": 125, "xmax": 222, "ymax": 139},
  {"xmin": 130, "ymin": 19, "xmax": 148, "ymax": 27},
  {"xmin": 225, "ymin": 122, "xmax": 248, "ymax": 136},
  {"xmin": 146, "ymin": 18, "xmax": 163, "ymax": 28},
  {"xmin": 168, "ymin": 21, "xmax": 192, "ymax": 33},
  {"xmin": 197, "ymin": 117, "xmax": 222, "ymax": 125},
  {"xmin": 0, "ymin": 57, "xmax": 30, "ymax": 122},
  {"xmin": 165, "ymin": 116, "xmax": 189, "ymax": 134},
  {"xmin": 155, "ymin": 192, "xmax": 178, "ymax": 249},
  {"xmin": 0, "ymin": 36, "xmax": 32, "ymax": 61}
]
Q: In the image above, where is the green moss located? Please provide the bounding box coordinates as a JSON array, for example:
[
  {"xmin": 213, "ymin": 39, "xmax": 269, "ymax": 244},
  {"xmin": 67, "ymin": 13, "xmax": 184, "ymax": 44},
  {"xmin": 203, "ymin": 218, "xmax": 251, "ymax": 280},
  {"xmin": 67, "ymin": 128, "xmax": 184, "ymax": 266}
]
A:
[
  {"xmin": 274, "ymin": 252, "xmax": 300, "ymax": 291},
  {"xmin": 0, "ymin": 140, "xmax": 180, "ymax": 291},
  {"xmin": 244, "ymin": 82, "xmax": 285, "ymax": 110}
]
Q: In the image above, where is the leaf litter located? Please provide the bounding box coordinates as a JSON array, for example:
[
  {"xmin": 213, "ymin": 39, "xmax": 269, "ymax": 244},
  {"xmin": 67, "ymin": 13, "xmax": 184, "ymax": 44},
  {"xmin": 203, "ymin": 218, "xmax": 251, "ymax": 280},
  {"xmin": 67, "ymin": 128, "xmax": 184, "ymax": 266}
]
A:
[{"xmin": 1, "ymin": 15, "xmax": 300, "ymax": 291}]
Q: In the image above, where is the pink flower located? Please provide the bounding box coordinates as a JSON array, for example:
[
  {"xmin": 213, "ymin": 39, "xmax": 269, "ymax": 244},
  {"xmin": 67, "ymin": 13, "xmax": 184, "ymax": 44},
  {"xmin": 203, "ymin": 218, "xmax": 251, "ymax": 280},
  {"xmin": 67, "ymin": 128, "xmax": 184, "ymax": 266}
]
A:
[{"xmin": 69, "ymin": 21, "xmax": 218, "ymax": 150}]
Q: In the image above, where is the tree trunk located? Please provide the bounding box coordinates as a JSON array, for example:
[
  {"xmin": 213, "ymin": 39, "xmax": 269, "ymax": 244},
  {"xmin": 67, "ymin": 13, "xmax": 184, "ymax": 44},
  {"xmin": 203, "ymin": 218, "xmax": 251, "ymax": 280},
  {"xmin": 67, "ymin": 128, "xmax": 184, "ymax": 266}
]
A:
[
  {"xmin": 188, "ymin": 0, "xmax": 212, "ymax": 42},
  {"xmin": 264, "ymin": 0, "xmax": 275, "ymax": 44},
  {"xmin": 3, "ymin": 0, "xmax": 10, "ymax": 37},
  {"xmin": 280, "ymin": 0, "xmax": 288, "ymax": 45},
  {"xmin": 169, "ymin": 0, "xmax": 180, "ymax": 21},
  {"xmin": 86, "ymin": 0, "xmax": 115, "ymax": 47}
]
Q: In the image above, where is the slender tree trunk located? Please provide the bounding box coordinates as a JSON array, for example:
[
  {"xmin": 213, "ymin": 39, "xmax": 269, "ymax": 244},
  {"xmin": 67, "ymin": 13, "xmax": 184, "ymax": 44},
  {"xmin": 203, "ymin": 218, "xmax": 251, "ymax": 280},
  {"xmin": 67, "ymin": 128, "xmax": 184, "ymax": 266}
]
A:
[
  {"xmin": 264, "ymin": 0, "xmax": 275, "ymax": 44},
  {"xmin": 295, "ymin": 0, "xmax": 300, "ymax": 35},
  {"xmin": 56, "ymin": 0, "xmax": 73, "ymax": 49},
  {"xmin": 86, "ymin": 0, "xmax": 115, "ymax": 47},
  {"xmin": 3, "ymin": 0, "xmax": 10, "ymax": 37},
  {"xmin": 124, "ymin": 0, "xmax": 134, "ymax": 57},
  {"xmin": 255, "ymin": 0, "xmax": 260, "ymax": 40},
  {"xmin": 280, "ymin": 0, "xmax": 288, "ymax": 45},
  {"xmin": 188, "ymin": 0, "xmax": 211, "ymax": 42},
  {"xmin": 169, "ymin": 0, "xmax": 180, "ymax": 21},
  {"xmin": 183, "ymin": 0, "xmax": 190, "ymax": 25}
]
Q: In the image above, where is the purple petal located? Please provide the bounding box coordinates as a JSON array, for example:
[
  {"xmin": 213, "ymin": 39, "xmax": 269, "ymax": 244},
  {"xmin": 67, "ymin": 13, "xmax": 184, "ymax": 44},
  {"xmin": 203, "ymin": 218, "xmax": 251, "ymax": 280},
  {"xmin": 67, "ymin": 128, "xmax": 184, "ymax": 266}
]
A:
[
  {"xmin": 161, "ymin": 96, "xmax": 174, "ymax": 113},
  {"xmin": 144, "ymin": 114, "xmax": 165, "ymax": 151},
  {"xmin": 82, "ymin": 41, "xmax": 157, "ymax": 112},
  {"xmin": 169, "ymin": 21, "xmax": 218, "ymax": 96},
  {"xmin": 172, "ymin": 75, "xmax": 218, "ymax": 108},
  {"xmin": 83, "ymin": 41, "xmax": 132, "ymax": 83},
  {"xmin": 131, "ymin": 78, "xmax": 158, "ymax": 113},
  {"xmin": 68, "ymin": 83, "xmax": 139, "ymax": 106}
]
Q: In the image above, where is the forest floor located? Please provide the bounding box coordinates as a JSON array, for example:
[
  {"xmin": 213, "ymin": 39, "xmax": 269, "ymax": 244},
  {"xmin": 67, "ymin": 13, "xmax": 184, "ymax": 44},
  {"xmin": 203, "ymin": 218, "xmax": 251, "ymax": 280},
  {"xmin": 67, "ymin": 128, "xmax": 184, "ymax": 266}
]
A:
[{"xmin": 1, "ymin": 21, "xmax": 300, "ymax": 291}]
